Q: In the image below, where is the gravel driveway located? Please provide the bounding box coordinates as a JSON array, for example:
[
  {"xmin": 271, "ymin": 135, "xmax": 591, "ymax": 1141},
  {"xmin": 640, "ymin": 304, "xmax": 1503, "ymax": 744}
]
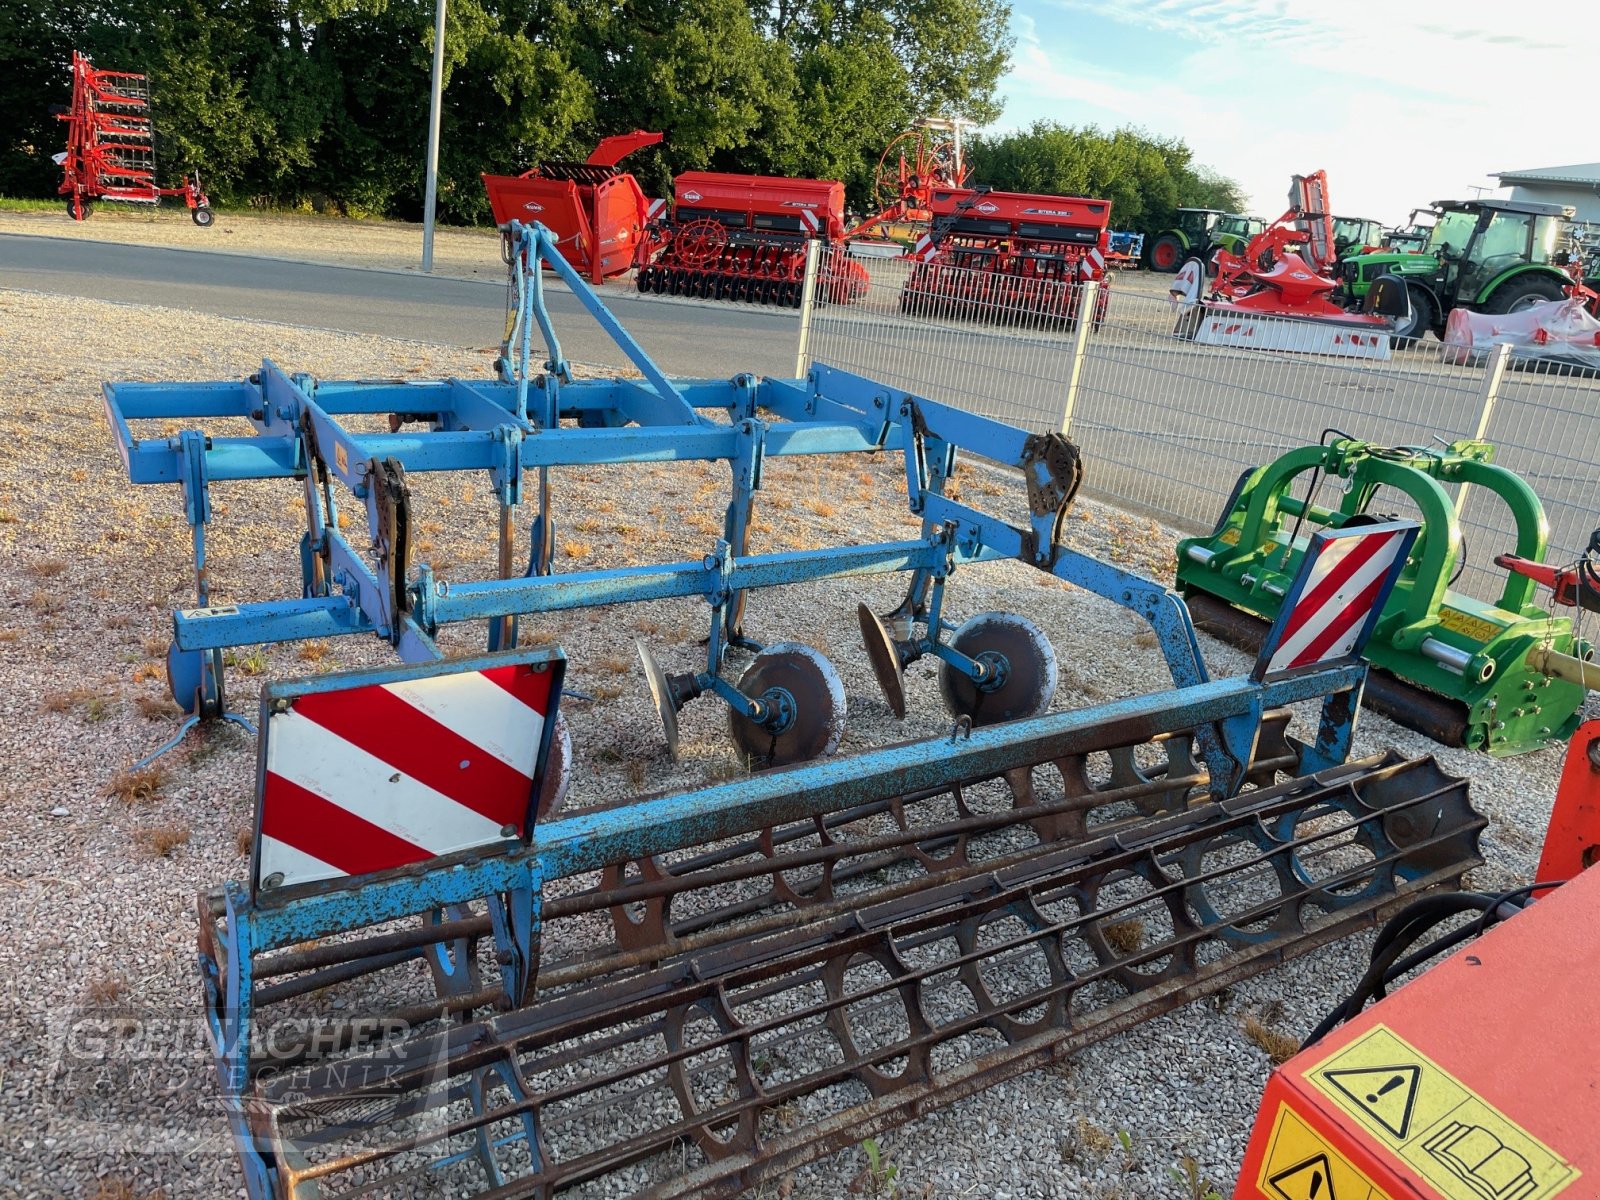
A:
[{"xmin": 0, "ymin": 288, "xmax": 1581, "ymax": 1200}]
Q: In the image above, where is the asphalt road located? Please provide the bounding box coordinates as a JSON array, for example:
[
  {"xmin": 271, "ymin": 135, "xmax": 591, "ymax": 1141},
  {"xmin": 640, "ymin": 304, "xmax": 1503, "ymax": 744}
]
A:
[
  {"xmin": 0, "ymin": 233, "xmax": 800, "ymax": 379},
  {"xmin": 8, "ymin": 231, "xmax": 1596, "ymax": 602}
]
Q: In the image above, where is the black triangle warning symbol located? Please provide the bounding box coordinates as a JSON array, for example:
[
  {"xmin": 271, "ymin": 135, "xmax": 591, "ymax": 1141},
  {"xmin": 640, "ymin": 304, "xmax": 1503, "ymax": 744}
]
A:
[
  {"xmin": 1322, "ymin": 1063, "xmax": 1422, "ymax": 1139},
  {"xmin": 1269, "ymin": 1153, "xmax": 1336, "ymax": 1200}
]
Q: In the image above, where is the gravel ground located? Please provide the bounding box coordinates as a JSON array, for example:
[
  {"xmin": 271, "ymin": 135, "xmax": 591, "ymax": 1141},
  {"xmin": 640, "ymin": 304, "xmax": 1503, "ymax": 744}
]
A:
[{"xmin": 0, "ymin": 287, "xmax": 1587, "ymax": 1200}]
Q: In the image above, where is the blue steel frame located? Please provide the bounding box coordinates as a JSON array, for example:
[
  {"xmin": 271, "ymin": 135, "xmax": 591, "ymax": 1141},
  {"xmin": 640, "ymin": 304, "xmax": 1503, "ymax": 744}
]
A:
[
  {"xmin": 199, "ymin": 653, "xmax": 1371, "ymax": 1200},
  {"xmin": 104, "ymin": 222, "xmax": 1215, "ymax": 759}
]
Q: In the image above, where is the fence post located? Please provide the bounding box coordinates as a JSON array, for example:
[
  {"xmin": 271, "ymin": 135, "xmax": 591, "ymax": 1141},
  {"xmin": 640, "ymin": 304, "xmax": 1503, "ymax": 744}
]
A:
[
  {"xmin": 1057, "ymin": 280, "xmax": 1099, "ymax": 436},
  {"xmin": 1454, "ymin": 341, "xmax": 1511, "ymax": 518},
  {"xmin": 793, "ymin": 239, "xmax": 823, "ymax": 378}
]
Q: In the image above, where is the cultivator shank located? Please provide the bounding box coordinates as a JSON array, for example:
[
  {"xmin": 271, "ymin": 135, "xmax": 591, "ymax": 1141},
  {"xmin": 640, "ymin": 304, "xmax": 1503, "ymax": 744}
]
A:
[{"xmin": 199, "ymin": 655, "xmax": 1482, "ymax": 1200}]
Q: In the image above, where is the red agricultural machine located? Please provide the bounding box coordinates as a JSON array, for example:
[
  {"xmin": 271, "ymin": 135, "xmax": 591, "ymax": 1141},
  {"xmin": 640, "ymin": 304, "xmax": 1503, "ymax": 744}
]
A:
[
  {"xmin": 481, "ymin": 131, "xmax": 662, "ymax": 285},
  {"xmin": 55, "ymin": 51, "xmax": 211, "ymax": 224},
  {"xmin": 1175, "ymin": 170, "xmax": 1406, "ymax": 357},
  {"xmin": 635, "ymin": 171, "xmax": 868, "ymax": 306},
  {"xmin": 898, "ymin": 185, "xmax": 1115, "ymax": 326}
]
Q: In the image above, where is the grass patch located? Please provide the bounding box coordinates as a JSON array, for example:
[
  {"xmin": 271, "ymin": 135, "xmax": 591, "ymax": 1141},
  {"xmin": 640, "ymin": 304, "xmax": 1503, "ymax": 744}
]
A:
[
  {"xmin": 43, "ymin": 686, "xmax": 114, "ymax": 721},
  {"xmin": 235, "ymin": 827, "xmax": 254, "ymax": 857},
  {"xmin": 297, "ymin": 640, "xmax": 332, "ymax": 663},
  {"xmin": 107, "ymin": 766, "xmax": 168, "ymax": 805},
  {"xmin": 85, "ymin": 973, "xmax": 128, "ymax": 1005},
  {"xmin": 135, "ymin": 694, "xmax": 178, "ymax": 721},
  {"xmin": 1243, "ymin": 1013, "xmax": 1299, "ymax": 1064},
  {"xmin": 135, "ymin": 823, "xmax": 191, "ymax": 858},
  {"xmin": 562, "ymin": 540, "xmax": 592, "ymax": 559},
  {"xmin": 1101, "ymin": 918, "xmax": 1145, "ymax": 954},
  {"xmin": 28, "ymin": 557, "xmax": 67, "ymax": 578}
]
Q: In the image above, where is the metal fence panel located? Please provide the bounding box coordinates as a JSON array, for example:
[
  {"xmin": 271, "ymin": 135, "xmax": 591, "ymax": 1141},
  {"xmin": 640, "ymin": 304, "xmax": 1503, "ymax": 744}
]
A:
[{"xmin": 801, "ymin": 258, "xmax": 1600, "ymax": 607}]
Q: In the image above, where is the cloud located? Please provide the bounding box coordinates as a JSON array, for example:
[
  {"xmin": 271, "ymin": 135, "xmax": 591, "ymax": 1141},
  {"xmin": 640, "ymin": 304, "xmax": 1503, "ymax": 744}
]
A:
[{"xmin": 990, "ymin": 0, "xmax": 1600, "ymax": 224}]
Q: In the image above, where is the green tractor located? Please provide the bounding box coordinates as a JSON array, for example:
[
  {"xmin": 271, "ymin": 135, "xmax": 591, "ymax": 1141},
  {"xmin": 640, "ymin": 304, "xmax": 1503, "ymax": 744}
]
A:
[
  {"xmin": 1331, "ymin": 215, "xmax": 1384, "ymax": 258},
  {"xmin": 1145, "ymin": 208, "xmax": 1265, "ymax": 272},
  {"xmin": 1384, "ymin": 207, "xmax": 1437, "ymax": 254},
  {"xmin": 1340, "ymin": 198, "xmax": 1575, "ymax": 339}
]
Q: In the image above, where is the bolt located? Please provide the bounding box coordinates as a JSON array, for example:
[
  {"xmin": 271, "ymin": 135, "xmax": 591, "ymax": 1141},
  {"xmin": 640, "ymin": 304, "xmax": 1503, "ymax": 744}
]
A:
[{"xmin": 495, "ymin": 949, "xmax": 514, "ymax": 965}]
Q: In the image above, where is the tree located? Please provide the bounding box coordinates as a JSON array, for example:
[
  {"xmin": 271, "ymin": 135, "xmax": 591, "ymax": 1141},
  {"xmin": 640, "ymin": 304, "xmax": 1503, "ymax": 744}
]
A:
[{"xmin": 966, "ymin": 121, "xmax": 1248, "ymax": 233}]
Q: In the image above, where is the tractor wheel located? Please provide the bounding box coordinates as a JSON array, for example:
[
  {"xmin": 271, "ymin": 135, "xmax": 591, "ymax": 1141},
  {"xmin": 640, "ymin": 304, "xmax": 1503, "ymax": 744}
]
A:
[
  {"xmin": 1390, "ymin": 286, "xmax": 1434, "ymax": 343},
  {"xmin": 191, "ymin": 205, "xmax": 215, "ymax": 228},
  {"xmin": 1147, "ymin": 234, "xmax": 1184, "ymax": 273},
  {"xmin": 1483, "ymin": 274, "xmax": 1567, "ymax": 315}
]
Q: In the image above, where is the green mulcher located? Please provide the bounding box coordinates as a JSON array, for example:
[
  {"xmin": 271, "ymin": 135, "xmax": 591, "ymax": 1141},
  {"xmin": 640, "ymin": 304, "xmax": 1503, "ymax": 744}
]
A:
[
  {"xmin": 1340, "ymin": 198, "xmax": 1577, "ymax": 339},
  {"xmin": 1175, "ymin": 437, "xmax": 1589, "ymax": 756}
]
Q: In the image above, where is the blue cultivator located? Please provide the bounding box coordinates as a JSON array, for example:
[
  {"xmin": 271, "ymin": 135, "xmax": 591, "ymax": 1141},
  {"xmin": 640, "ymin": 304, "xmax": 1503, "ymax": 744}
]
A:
[
  {"xmin": 106, "ymin": 224, "xmax": 1487, "ymax": 1199},
  {"xmin": 107, "ymin": 221, "xmax": 1214, "ymax": 777}
]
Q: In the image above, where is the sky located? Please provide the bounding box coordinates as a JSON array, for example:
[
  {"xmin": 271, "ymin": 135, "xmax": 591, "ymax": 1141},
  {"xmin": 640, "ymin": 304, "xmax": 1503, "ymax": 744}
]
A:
[{"xmin": 988, "ymin": 0, "xmax": 1600, "ymax": 227}]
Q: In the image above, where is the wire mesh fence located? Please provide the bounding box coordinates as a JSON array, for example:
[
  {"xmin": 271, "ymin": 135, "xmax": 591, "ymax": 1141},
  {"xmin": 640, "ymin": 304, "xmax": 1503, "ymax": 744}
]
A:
[
  {"xmin": 803, "ymin": 250, "xmax": 1091, "ymax": 432},
  {"xmin": 800, "ymin": 254, "xmax": 1600, "ymax": 608}
]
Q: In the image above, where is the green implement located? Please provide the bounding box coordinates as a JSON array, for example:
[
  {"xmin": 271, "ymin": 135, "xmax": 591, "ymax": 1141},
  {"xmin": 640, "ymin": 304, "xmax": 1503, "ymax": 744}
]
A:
[{"xmin": 1175, "ymin": 438, "xmax": 1589, "ymax": 756}]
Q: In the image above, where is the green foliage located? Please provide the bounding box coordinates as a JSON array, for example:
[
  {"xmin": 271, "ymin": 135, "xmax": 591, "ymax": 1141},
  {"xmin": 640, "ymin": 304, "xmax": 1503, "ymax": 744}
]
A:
[
  {"xmin": 855, "ymin": 1137, "xmax": 899, "ymax": 1197},
  {"xmin": 967, "ymin": 120, "xmax": 1247, "ymax": 233},
  {"xmin": 2, "ymin": 0, "xmax": 1010, "ymax": 221}
]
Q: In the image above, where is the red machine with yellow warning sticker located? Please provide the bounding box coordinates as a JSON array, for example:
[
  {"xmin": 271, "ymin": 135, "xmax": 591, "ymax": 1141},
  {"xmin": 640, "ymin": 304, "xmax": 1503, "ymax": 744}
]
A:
[{"xmin": 1239, "ymin": 721, "xmax": 1600, "ymax": 1200}]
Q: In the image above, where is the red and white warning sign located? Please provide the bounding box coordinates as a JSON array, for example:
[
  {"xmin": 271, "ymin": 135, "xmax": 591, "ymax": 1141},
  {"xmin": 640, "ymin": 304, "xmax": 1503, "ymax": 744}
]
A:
[
  {"xmin": 1254, "ymin": 521, "xmax": 1417, "ymax": 677},
  {"xmin": 256, "ymin": 659, "xmax": 558, "ymax": 890}
]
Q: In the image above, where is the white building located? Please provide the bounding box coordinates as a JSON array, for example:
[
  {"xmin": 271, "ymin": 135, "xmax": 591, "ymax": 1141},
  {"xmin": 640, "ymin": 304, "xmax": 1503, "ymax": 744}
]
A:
[{"xmin": 1493, "ymin": 163, "xmax": 1600, "ymax": 225}]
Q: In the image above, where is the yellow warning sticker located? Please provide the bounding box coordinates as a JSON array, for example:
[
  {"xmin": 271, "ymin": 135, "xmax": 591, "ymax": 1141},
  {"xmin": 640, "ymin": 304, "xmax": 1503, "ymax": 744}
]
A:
[
  {"xmin": 1258, "ymin": 1102, "xmax": 1395, "ymax": 1200},
  {"xmin": 1436, "ymin": 607, "xmax": 1499, "ymax": 644},
  {"xmin": 1305, "ymin": 1025, "xmax": 1579, "ymax": 1200},
  {"xmin": 1218, "ymin": 527, "xmax": 1242, "ymax": 546},
  {"xmin": 334, "ymin": 440, "xmax": 349, "ymax": 475}
]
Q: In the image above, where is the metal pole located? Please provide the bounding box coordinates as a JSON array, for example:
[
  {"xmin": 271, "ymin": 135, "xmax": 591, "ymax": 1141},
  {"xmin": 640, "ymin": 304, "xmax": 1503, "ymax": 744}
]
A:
[
  {"xmin": 1058, "ymin": 281, "xmax": 1099, "ymax": 436},
  {"xmin": 420, "ymin": 0, "xmax": 447, "ymax": 273},
  {"xmin": 794, "ymin": 238, "xmax": 822, "ymax": 377},
  {"xmin": 1454, "ymin": 341, "xmax": 1510, "ymax": 518}
]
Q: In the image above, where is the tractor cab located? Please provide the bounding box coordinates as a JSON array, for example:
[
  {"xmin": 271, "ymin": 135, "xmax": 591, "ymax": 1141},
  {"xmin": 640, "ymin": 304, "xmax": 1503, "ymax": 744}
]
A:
[
  {"xmin": 1331, "ymin": 216, "xmax": 1383, "ymax": 257},
  {"xmin": 1340, "ymin": 199, "xmax": 1575, "ymax": 338},
  {"xmin": 1384, "ymin": 207, "xmax": 1437, "ymax": 253},
  {"xmin": 1147, "ymin": 208, "xmax": 1264, "ymax": 271}
]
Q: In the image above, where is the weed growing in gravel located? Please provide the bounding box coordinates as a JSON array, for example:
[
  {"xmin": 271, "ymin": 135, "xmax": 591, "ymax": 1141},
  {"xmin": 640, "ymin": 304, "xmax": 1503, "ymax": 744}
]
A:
[
  {"xmin": 85, "ymin": 973, "xmax": 128, "ymax": 1005},
  {"xmin": 135, "ymin": 823, "xmax": 191, "ymax": 857},
  {"xmin": 0, "ymin": 507, "xmax": 17, "ymax": 523},
  {"xmin": 563, "ymin": 540, "xmax": 592, "ymax": 559},
  {"xmin": 235, "ymin": 827, "xmax": 254, "ymax": 857},
  {"xmin": 43, "ymin": 686, "xmax": 113, "ymax": 721},
  {"xmin": 625, "ymin": 759, "xmax": 648, "ymax": 788},
  {"xmin": 135, "ymin": 695, "xmax": 178, "ymax": 721},
  {"xmin": 235, "ymin": 649, "xmax": 269, "ymax": 676},
  {"xmin": 27, "ymin": 557, "xmax": 67, "ymax": 578},
  {"xmin": 297, "ymin": 641, "xmax": 332, "ymax": 663},
  {"xmin": 0, "ymin": 628, "xmax": 19, "ymax": 642},
  {"xmin": 107, "ymin": 766, "xmax": 167, "ymax": 805},
  {"xmin": 588, "ymin": 681, "xmax": 625, "ymax": 702},
  {"xmin": 88, "ymin": 1182, "xmax": 166, "ymax": 1200},
  {"xmin": 131, "ymin": 662, "xmax": 163, "ymax": 684},
  {"xmin": 29, "ymin": 590, "xmax": 64, "ymax": 613},
  {"xmin": 1243, "ymin": 1013, "xmax": 1299, "ymax": 1064},
  {"xmin": 1169, "ymin": 1154, "xmax": 1225, "ymax": 1200},
  {"xmin": 1101, "ymin": 918, "xmax": 1146, "ymax": 954},
  {"xmin": 141, "ymin": 635, "xmax": 167, "ymax": 657},
  {"xmin": 850, "ymin": 1138, "xmax": 898, "ymax": 1197}
]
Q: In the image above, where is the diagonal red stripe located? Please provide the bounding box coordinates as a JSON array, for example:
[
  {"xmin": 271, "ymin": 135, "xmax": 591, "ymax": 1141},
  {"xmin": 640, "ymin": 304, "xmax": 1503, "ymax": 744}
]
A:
[
  {"xmin": 260, "ymin": 773, "xmax": 432, "ymax": 876},
  {"xmin": 1279, "ymin": 531, "xmax": 1395, "ymax": 646},
  {"xmin": 292, "ymin": 680, "xmax": 532, "ymax": 830},
  {"xmin": 479, "ymin": 662, "xmax": 556, "ymax": 714},
  {"xmin": 1287, "ymin": 567, "xmax": 1390, "ymax": 668}
]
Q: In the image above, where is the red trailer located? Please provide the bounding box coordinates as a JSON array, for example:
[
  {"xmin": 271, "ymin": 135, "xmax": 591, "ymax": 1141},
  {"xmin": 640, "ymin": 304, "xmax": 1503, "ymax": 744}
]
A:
[
  {"xmin": 56, "ymin": 51, "xmax": 210, "ymax": 224},
  {"xmin": 900, "ymin": 187, "xmax": 1114, "ymax": 326},
  {"xmin": 636, "ymin": 171, "xmax": 869, "ymax": 307},
  {"xmin": 481, "ymin": 131, "xmax": 663, "ymax": 285}
]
